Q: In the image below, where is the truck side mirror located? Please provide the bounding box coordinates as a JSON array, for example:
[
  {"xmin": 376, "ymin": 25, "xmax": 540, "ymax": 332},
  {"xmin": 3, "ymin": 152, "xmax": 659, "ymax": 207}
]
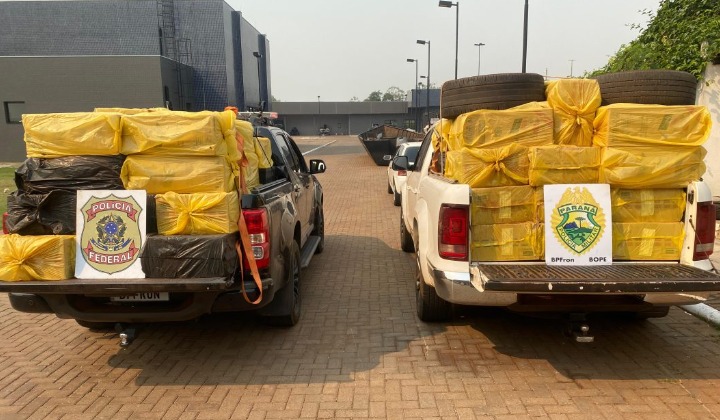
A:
[
  {"xmin": 392, "ymin": 156, "xmax": 409, "ymax": 171},
  {"xmin": 309, "ymin": 159, "xmax": 326, "ymax": 174}
]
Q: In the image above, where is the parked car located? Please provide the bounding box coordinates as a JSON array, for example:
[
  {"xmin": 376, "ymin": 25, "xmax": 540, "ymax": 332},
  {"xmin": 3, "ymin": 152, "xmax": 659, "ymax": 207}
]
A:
[{"xmin": 384, "ymin": 142, "xmax": 421, "ymax": 206}]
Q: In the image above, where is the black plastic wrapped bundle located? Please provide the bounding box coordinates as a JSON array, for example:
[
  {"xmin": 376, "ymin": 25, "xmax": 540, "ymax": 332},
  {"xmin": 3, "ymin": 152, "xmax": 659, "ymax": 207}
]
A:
[
  {"xmin": 6, "ymin": 190, "xmax": 76, "ymax": 235},
  {"xmin": 145, "ymin": 194, "xmax": 158, "ymax": 235},
  {"xmin": 140, "ymin": 233, "xmax": 239, "ymax": 278},
  {"xmin": 15, "ymin": 155, "xmax": 125, "ymax": 193}
]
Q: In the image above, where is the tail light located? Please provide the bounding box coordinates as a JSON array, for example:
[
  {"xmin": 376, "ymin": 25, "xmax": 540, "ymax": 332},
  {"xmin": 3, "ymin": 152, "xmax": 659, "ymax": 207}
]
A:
[
  {"xmin": 693, "ymin": 202, "xmax": 716, "ymax": 261},
  {"xmin": 438, "ymin": 204, "xmax": 468, "ymax": 260},
  {"xmin": 2, "ymin": 212, "xmax": 8, "ymax": 234},
  {"xmin": 397, "ymin": 170, "xmax": 407, "ymax": 176},
  {"xmin": 243, "ymin": 208, "xmax": 270, "ymax": 269}
]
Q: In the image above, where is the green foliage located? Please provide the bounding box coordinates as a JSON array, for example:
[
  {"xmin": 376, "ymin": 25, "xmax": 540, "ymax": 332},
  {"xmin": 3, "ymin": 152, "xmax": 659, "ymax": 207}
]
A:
[
  {"xmin": 590, "ymin": 0, "xmax": 720, "ymax": 79},
  {"xmin": 364, "ymin": 87, "xmax": 407, "ymax": 102},
  {"xmin": 364, "ymin": 91, "xmax": 382, "ymax": 101}
]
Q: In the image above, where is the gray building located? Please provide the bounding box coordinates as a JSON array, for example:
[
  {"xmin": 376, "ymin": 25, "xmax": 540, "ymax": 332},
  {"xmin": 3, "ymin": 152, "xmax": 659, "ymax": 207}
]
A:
[
  {"xmin": 273, "ymin": 89, "xmax": 440, "ymax": 136},
  {"xmin": 0, "ymin": 0, "xmax": 270, "ymax": 161}
]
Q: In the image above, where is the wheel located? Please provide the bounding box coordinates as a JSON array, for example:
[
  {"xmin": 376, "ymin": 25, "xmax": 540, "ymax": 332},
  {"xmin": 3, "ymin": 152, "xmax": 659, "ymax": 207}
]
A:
[
  {"xmin": 594, "ymin": 70, "xmax": 697, "ymax": 106},
  {"xmin": 75, "ymin": 320, "xmax": 114, "ymax": 330},
  {"xmin": 415, "ymin": 250, "xmax": 452, "ymax": 322},
  {"xmin": 387, "ymin": 181, "xmax": 393, "ymax": 194},
  {"xmin": 400, "ymin": 210, "xmax": 415, "ymax": 252},
  {"xmin": 311, "ymin": 206, "xmax": 324, "ymax": 254},
  {"xmin": 440, "ymin": 73, "xmax": 546, "ymax": 119},
  {"xmin": 393, "ymin": 190, "xmax": 401, "ymax": 206},
  {"xmin": 262, "ymin": 242, "xmax": 301, "ymax": 326}
]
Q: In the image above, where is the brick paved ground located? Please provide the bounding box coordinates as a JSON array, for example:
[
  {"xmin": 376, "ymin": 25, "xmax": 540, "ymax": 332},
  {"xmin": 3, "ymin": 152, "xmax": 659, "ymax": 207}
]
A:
[{"xmin": 1, "ymin": 136, "xmax": 720, "ymax": 419}]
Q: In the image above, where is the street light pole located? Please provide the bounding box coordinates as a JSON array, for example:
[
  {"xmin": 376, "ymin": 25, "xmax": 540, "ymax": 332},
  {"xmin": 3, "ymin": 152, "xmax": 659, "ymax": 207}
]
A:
[
  {"xmin": 522, "ymin": 0, "xmax": 528, "ymax": 73},
  {"xmin": 407, "ymin": 58, "xmax": 419, "ymax": 131},
  {"xmin": 569, "ymin": 59, "xmax": 575, "ymax": 77},
  {"xmin": 317, "ymin": 95, "xmax": 320, "ymax": 131},
  {"xmin": 417, "ymin": 39, "xmax": 431, "ymax": 129},
  {"xmin": 474, "ymin": 42, "xmax": 485, "ymax": 76},
  {"xmin": 439, "ymin": 1, "xmax": 459, "ymax": 79}
]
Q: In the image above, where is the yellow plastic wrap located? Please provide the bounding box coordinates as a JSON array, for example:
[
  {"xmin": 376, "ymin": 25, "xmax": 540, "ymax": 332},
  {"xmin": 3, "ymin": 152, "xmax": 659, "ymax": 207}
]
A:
[
  {"xmin": 254, "ymin": 137, "xmax": 273, "ymax": 169},
  {"xmin": 611, "ymin": 189, "xmax": 686, "ymax": 223},
  {"xmin": 22, "ymin": 112, "xmax": 121, "ymax": 158},
  {"xmin": 94, "ymin": 107, "xmax": 169, "ymax": 115},
  {"xmin": 593, "ymin": 104, "xmax": 711, "ymax": 148},
  {"xmin": 471, "ymin": 223, "xmax": 544, "ymax": 261},
  {"xmin": 528, "ymin": 145, "xmax": 601, "ymax": 186},
  {"xmin": 445, "ymin": 144, "xmax": 529, "ymax": 188},
  {"xmin": 121, "ymin": 155, "xmax": 236, "ymax": 194},
  {"xmin": 235, "ymin": 120, "xmax": 255, "ymax": 147},
  {"xmin": 0, "ymin": 235, "xmax": 75, "ymax": 281},
  {"xmin": 121, "ymin": 110, "xmax": 238, "ymax": 160},
  {"xmin": 243, "ymin": 135, "xmax": 260, "ymax": 190},
  {"xmin": 432, "ymin": 119, "xmax": 453, "ymax": 152},
  {"xmin": 448, "ymin": 108, "xmax": 554, "ymax": 151},
  {"xmin": 471, "ymin": 186, "xmax": 536, "ymax": 225},
  {"xmin": 546, "ymin": 79, "xmax": 601, "ymax": 146},
  {"xmin": 612, "ymin": 222, "xmax": 684, "ymax": 261},
  {"xmin": 600, "ymin": 146, "xmax": 706, "ymax": 189},
  {"xmin": 155, "ymin": 191, "xmax": 239, "ymax": 235},
  {"xmin": 534, "ymin": 187, "xmax": 546, "ymax": 223}
]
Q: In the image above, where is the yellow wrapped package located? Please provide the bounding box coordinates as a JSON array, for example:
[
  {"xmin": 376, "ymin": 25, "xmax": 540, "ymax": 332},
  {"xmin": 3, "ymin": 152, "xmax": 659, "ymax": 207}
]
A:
[
  {"xmin": 121, "ymin": 155, "xmax": 236, "ymax": 194},
  {"xmin": 22, "ymin": 112, "xmax": 121, "ymax": 158},
  {"xmin": 611, "ymin": 189, "xmax": 686, "ymax": 223},
  {"xmin": 446, "ymin": 144, "xmax": 529, "ymax": 188},
  {"xmin": 534, "ymin": 187, "xmax": 546, "ymax": 223},
  {"xmin": 448, "ymin": 107, "xmax": 554, "ymax": 150},
  {"xmin": 471, "ymin": 186, "xmax": 536, "ymax": 225},
  {"xmin": 242, "ymin": 133, "xmax": 260, "ymax": 190},
  {"xmin": 600, "ymin": 146, "xmax": 706, "ymax": 189},
  {"xmin": 0, "ymin": 235, "xmax": 75, "ymax": 281},
  {"xmin": 121, "ymin": 110, "xmax": 237, "ymax": 160},
  {"xmin": 612, "ymin": 222, "xmax": 684, "ymax": 261},
  {"xmin": 528, "ymin": 145, "xmax": 601, "ymax": 186},
  {"xmin": 432, "ymin": 119, "xmax": 453, "ymax": 151},
  {"xmin": 593, "ymin": 104, "xmax": 711, "ymax": 148},
  {"xmin": 155, "ymin": 191, "xmax": 239, "ymax": 235},
  {"xmin": 254, "ymin": 137, "xmax": 273, "ymax": 169},
  {"xmin": 471, "ymin": 222, "xmax": 544, "ymax": 261},
  {"xmin": 546, "ymin": 79, "xmax": 601, "ymax": 146},
  {"xmin": 95, "ymin": 107, "xmax": 169, "ymax": 115}
]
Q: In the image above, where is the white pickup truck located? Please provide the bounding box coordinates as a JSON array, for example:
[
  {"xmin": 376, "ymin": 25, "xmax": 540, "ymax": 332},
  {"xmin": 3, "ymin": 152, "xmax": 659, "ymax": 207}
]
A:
[{"xmin": 397, "ymin": 125, "xmax": 720, "ymax": 326}]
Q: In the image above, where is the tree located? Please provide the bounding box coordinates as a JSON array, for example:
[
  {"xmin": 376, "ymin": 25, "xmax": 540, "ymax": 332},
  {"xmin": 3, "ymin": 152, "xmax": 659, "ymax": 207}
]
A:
[
  {"xmin": 575, "ymin": 217, "xmax": 586, "ymax": 228},
  {"xmin": 364, "ymin": 91, "xmax": 382, "ymax": 101},
  {"xmin": 270, "ymin": 94, "xmax": 280, "ymax": 102},
  {"xmin": 589, "ymin": 0, "xmax": 720, "ymax": 79},
  {"xmin": 349, "ymin": 96, "xmax": 359, "ymax": 102},
  {"xmin": 382, "ymin": 86, "xmax": 406, "ymax": 102}
]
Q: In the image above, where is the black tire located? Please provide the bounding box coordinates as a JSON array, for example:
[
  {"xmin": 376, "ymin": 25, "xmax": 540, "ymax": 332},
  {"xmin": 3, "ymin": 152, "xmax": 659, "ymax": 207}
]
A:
[
  {"xmin": 75, "ymin": 320, "xmax": 114, "ymax": 330},
  {"xmin": 387, "ymin": 182, "xmax": 393, "ymax": 194},
  {"xmin": 440, "ymin": 73, "xmax": 546, "ymax": 119},
  {"xmin": 594, "ymin": 70, "xmax": 697, "ymax": 106},
  {"xmin": 312, "ymin": 207, "xmax": 324, "ymax": 254},
  {"xmin": 415, "ymin": 250, "xmax": 452, "ymax": 322},
  {"xmin": 393, "ymin": 190, "xmax": 401, "ymax": 206},
  {"xmin": 262, "ymin": 242, "xmax": 301, "ymax": 327},
  {"xmin": 400, "ymin": 210, "xmax": 414, "ymax": 252}
]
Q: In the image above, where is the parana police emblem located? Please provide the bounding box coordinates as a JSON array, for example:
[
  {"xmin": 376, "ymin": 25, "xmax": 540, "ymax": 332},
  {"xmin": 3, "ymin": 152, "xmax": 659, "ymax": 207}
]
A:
[
  {"xmin": 80, "ymin": 193, "xmax": 143, "ymax": 274},
  {"xmin": 549, "ymin": 187, "xmax": 606, "ymax": 255}
]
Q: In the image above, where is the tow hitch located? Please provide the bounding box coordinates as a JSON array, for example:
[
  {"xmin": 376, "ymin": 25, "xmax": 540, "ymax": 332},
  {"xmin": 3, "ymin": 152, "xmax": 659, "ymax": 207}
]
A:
[
  {"xmin": 565, "ymin": 313, "xmax": 594, "ymax": 343},
  {"xmin": 115, "ymin": 323, "xmax": 137, "ymax": 347}
]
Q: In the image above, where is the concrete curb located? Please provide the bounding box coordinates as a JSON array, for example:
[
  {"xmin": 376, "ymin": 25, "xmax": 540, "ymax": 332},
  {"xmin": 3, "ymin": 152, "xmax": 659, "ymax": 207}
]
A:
[{"xmin": 679, "ymin": 303, "xmax": 720, "ymax": 328}]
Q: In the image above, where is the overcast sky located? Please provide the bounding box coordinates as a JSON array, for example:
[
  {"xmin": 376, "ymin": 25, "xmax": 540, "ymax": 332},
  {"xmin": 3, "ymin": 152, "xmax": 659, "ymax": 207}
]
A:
[{"xmin": 231, "ymin": 0, "xmax": 662, "ymax": 102}]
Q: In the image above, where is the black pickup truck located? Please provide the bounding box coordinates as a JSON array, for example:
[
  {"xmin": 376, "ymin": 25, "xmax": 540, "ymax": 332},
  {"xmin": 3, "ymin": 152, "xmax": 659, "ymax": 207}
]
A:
[{"xmin": 1, "ymin": 125, "xmax": 326, "ymax": 328}]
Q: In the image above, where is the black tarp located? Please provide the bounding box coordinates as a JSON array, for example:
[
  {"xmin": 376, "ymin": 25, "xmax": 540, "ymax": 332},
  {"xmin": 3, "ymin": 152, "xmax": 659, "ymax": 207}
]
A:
[
  {"xmin": 6, "ymin": 190, "xmax": 76, "ymax": 235},
  {"xmin": 15, "ymin": 155, "xmax": 125, "ymax": 193},
  {"xmin": 140, "ymin": 233, "xmax": 239, "ymax": 278}
]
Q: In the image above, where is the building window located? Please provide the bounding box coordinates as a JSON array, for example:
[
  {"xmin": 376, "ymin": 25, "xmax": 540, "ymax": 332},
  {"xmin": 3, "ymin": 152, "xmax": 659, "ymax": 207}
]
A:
[
  {"xmin": 4, "ymin": 101, "xmax": 25, "ymax": 124},
  {"xmin": 404, "ymin": 119, "xmax": 415, "ymax": 129}
]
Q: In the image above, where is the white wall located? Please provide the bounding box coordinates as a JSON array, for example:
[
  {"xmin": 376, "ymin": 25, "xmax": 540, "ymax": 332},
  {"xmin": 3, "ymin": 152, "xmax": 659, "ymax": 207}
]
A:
[{"xmin": 698, "ymin": 63, "xmax": 720, "ymax": 201}]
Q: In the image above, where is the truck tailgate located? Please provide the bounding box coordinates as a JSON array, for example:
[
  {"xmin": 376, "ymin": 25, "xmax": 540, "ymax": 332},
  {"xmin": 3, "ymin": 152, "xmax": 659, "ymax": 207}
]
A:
[
  {"xmin": 0, "ymin": 277, "xmax": 233, "ymax": 294},
  {"xmin": 473, "ymin": 264, "xmax": 720, "ymax": 293}
]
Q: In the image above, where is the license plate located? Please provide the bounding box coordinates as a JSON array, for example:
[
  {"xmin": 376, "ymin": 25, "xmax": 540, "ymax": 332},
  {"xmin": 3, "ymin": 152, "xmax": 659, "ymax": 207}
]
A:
[{"xmin": 111, "ymin": 292, "xmax": 169, "ymax": 302}]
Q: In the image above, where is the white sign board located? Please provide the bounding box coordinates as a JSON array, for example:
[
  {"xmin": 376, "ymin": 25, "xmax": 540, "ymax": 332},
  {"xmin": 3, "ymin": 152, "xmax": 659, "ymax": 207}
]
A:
[
  {"xmin": 75, "ymin": 190, "xmax": 147, "ymax": 279},
  {"xmin": 544, "ymin": 184, "xmax": 612, "ymax": 266}
]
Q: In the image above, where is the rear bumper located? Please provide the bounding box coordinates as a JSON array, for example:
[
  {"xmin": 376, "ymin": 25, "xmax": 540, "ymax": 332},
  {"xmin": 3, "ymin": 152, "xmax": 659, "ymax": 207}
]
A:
[
  {"xmin": 429, "ymin": 262, "xmax": 720, "ymax": 307},
  {"xmin": 4, "ymin": 277, "xmax": 274, "ymax": 323}
]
